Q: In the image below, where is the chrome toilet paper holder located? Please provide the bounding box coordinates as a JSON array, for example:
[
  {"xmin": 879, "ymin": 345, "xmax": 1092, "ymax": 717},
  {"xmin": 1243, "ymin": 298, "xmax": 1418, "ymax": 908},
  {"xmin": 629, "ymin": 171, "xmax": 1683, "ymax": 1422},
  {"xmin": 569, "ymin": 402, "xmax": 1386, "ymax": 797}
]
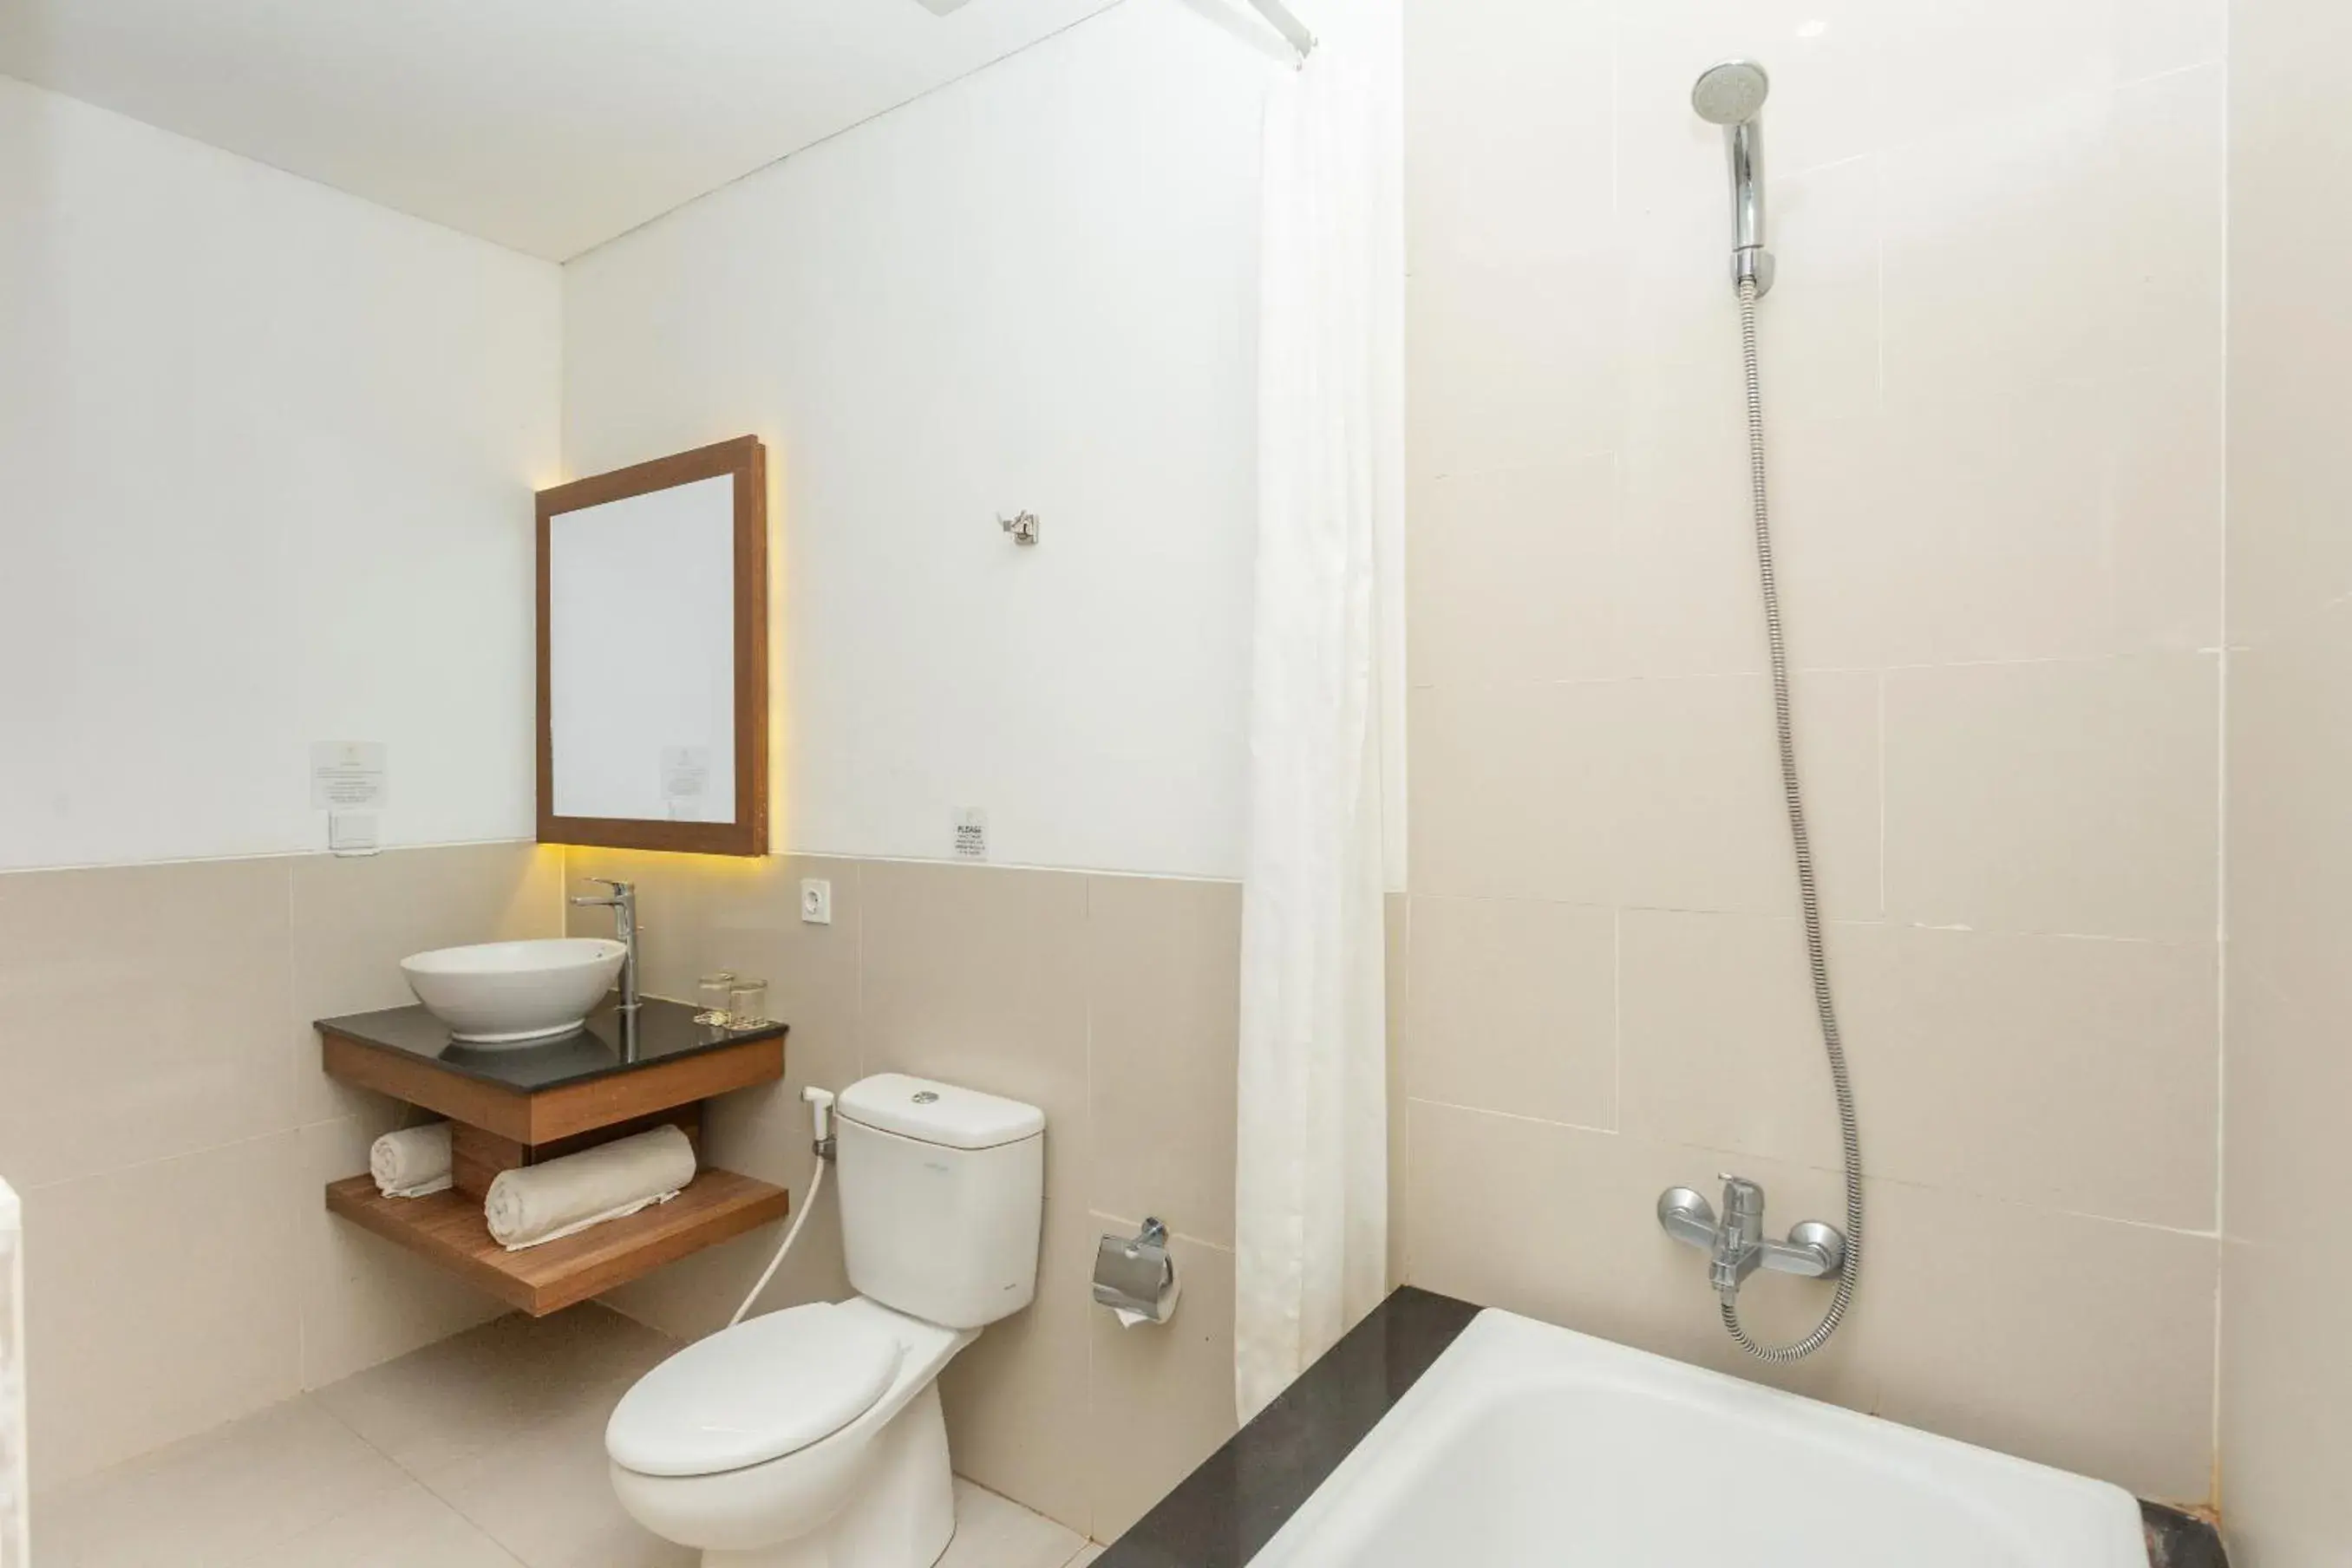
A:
[{"xmin": 1092, "ymin": 1217, "xmax": 1173, "ymax": 1317}]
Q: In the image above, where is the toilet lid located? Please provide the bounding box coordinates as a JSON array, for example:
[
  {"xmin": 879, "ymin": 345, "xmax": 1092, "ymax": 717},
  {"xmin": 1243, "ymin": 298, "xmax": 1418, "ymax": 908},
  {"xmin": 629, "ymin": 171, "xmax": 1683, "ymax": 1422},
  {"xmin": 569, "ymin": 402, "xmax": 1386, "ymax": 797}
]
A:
[{"xmin": 606, "ymin": 1302, "xmax": 905, "ymax": 1477}]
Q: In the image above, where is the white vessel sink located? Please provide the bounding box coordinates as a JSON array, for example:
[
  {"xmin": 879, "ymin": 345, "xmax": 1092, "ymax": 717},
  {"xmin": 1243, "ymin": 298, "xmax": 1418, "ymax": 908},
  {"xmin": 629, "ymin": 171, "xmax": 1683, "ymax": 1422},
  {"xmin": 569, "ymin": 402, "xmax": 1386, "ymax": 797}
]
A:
[{"xmin": 401, "ymin": 938, "xmax": 627, "ymax": 1044}]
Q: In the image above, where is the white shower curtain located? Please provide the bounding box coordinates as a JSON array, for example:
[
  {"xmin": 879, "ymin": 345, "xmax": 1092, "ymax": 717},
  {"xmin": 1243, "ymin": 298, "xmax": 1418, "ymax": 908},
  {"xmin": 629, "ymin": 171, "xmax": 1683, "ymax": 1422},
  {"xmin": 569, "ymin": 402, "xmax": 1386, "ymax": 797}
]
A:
[{"xmin": 1234, "ymin": 36, "xmax": 1401, "ymax": 1423}]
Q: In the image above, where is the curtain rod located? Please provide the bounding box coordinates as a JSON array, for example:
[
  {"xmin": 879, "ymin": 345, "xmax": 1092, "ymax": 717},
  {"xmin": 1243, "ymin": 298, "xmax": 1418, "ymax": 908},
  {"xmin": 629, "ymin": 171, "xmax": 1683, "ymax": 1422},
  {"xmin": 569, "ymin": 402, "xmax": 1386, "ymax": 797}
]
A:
[{"xmin": 1244, "ymin": 0, "xmax": 1316, "ymax": 62}]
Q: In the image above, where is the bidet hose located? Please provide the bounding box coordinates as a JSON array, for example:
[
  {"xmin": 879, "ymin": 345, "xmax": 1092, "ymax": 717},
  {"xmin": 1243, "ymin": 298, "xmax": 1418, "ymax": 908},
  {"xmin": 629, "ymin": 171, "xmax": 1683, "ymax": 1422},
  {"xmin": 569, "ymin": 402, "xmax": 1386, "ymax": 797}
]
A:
[
  {"xmin": 728, "ymin": 1154, "xmax": 828, "ymax": 1329},
  {"xmin": 1718, "ymin": 272, "xmax": 1864, "ymax": 1363}
]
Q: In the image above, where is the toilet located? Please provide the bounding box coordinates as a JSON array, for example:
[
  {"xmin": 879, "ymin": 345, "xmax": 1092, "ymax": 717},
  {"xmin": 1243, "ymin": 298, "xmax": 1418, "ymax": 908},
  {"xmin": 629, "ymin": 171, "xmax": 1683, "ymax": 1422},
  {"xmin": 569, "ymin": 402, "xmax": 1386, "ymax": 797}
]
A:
[{"xmin": 605, "ymin": 1074, "xmax": 1046, "ymax": 1568}]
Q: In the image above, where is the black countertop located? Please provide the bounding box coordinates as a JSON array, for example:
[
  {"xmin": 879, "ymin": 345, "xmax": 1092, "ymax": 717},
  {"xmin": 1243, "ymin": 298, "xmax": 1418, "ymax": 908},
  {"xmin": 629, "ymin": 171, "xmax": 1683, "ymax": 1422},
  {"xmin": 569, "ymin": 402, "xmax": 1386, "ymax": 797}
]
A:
[
  {"xmin": 1096, "ymin": 1286, "xmax": 1480, "ymax": 1568},
  {"xmin": 314, "ymin": 996, "xmax": 787, "ymax": 1094}
]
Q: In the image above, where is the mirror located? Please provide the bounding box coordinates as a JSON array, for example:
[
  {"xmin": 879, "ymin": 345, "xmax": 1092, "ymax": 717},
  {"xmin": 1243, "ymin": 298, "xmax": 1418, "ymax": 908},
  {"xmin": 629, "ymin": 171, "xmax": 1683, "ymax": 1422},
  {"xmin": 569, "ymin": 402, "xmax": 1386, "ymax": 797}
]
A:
[{"xmin": 536, "ymin": 436, "xmax": 768, "ymax": 855}]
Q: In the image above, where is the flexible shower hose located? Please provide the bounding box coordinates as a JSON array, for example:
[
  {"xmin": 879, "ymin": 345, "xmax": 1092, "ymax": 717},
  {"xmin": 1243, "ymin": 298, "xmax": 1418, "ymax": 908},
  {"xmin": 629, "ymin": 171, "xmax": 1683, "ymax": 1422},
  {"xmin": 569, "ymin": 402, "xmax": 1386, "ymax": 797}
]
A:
[{"xmin": 1719, "ymin": 272, "xmax": 1864, "ymax": 1362}]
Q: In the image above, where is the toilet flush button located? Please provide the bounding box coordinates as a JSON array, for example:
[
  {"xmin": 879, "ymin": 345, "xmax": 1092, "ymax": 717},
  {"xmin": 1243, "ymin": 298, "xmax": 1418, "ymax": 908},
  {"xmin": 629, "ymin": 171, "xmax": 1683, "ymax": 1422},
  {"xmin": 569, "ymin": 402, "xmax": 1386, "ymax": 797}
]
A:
[{"xmin": 800, "ymin": 879, "xmax": 833, "ymax": 925}]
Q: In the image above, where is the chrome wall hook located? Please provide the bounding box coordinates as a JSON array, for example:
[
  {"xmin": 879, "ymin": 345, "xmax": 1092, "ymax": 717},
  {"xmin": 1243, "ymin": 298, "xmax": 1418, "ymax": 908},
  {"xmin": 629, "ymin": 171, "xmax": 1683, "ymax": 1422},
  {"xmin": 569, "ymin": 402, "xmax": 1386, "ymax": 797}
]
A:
[{"xmin": 997, "ymin": 511, "xmax": 1040, "ymax": 546}]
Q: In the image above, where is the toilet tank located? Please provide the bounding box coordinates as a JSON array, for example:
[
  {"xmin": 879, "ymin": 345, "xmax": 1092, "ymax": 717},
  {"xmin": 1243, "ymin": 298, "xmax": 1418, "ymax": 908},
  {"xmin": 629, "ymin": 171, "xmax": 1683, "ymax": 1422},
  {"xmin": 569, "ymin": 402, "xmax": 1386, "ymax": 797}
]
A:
[{"xmin": 834, "ymin": 1075, "xmax": 1045, "ymax": 1330}]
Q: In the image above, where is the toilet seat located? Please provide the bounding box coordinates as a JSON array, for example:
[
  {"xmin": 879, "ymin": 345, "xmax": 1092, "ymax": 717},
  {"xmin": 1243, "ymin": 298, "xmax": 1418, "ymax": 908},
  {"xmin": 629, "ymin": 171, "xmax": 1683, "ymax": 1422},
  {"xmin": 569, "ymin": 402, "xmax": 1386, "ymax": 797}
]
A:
[{"xmin": 607, "ymin": 1302, "xmax": 905, "ymax": 1478}]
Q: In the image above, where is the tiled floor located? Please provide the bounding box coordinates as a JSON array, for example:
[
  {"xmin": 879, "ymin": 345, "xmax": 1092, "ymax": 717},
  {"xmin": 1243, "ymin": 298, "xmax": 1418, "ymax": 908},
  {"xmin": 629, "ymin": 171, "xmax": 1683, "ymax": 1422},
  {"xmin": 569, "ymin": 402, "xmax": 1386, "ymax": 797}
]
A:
[{"xmin": 35, "ymin": 1304, "xmax": 1103, "ymax": 1568}]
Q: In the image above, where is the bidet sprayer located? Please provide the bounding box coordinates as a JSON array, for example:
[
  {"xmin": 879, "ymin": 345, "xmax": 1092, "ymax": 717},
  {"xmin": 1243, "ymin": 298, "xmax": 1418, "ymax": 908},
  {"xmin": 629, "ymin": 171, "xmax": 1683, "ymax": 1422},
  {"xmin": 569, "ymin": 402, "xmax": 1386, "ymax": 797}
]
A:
[{"xmin": 803, "ymin": 1086, "xmax": 837, "ymax": 1160}]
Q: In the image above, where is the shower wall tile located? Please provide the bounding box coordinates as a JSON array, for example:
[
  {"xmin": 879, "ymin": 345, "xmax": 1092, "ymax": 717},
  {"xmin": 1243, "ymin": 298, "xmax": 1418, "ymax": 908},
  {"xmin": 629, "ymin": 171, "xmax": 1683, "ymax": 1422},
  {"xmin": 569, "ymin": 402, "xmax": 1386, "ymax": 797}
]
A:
[
  {"xmin": 1617, "ymin": 909, "xmax": 1841, "ymax": 1167},
  {"xmin": 1850, "ymin": 1176, "xmax": 2218, "ymax": 1504},
  {"xmin": 2226, "ymin": 0, "xmax": 2352, "ymax": 1525},
  {"xmin": 1405, "ymin": 895, "xmax": 1616, "ymax": 1129},
  {"xmin": 1408, "ymin": 680, "xmax": 1619, "ymax": 902},
  {"xmin": 1607, "ymin": 669, "xmax": 1879, "ymax": 917},
  {"xmin": 1623, "ymin": 910, "xmax": 2219, "ymax": 1230},
  {"xmin": 1408, "ymin": 0, "xmax": 2225, "ymax": 1508},
  {"xmin": 2225, "ymin": 0, "xmax": 2352, "ymax": 646},
  {"xmin": 1404, "ymin": 0, "xmax": 1612, "ymax": 272},
  {"xmin": 1403, "ymin": 1099, "xmax": 2218, "ymax": 1503},
  {"xmin": 1876, "ymin": 67, "xmax": 2225, "ymax": 669},
  {"xmin": 1408, "ymin": 670, "xmax": 1878, "ymax": 916},
  {"xmin": 1883, "ymin": 654, "xmax": 2219, "ymax": 941},
  {"xmin": 1406, "ymin": 252, "xmax": 1629, "ymax": 476},
  {"xmin": 1409, "ymin": 455, "xmax": 1617, "ymax": 687}
]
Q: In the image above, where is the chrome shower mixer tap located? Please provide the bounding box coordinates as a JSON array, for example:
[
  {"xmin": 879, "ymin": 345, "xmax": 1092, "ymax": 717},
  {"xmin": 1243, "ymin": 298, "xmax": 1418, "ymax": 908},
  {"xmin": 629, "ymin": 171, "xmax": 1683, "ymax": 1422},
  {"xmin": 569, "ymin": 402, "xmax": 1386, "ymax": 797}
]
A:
[{"xmin": 1658, "ymin": 1176, "xmax": 1846, "ymax": 1301}]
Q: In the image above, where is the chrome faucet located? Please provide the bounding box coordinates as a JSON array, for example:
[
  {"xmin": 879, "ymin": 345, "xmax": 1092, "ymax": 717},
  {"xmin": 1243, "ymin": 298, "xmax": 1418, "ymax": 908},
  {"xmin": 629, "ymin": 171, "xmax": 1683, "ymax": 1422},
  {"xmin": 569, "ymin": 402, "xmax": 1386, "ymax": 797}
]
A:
[
  {"xmin": 1658, "ymin": 1175, "xmax": 1845, "ymax": 1302},
  {"xmin": 570, "ymin": 878, "xmax": 641, "ymax": 1014}
]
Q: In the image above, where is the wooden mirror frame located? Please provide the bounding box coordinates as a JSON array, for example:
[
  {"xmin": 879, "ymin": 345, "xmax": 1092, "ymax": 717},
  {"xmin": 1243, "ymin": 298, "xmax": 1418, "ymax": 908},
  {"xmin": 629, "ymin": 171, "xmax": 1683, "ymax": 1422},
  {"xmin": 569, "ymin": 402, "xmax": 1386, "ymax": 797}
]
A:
[{"xmin": 536, "ymin": 435, "xmax": 768, "ymax": 856}]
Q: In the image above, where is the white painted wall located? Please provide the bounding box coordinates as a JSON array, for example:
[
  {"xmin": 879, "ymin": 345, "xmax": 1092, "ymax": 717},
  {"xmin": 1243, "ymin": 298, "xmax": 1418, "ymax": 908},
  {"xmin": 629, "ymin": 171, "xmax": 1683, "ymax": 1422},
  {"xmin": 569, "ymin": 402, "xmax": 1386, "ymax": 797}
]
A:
[
  {"xmin": 0, "ymin": 74, "xmax": 561, "ymax": 872},
  {"xmin": 561, "ymin": 0, "xmax": 1272, "ymax": 879}
]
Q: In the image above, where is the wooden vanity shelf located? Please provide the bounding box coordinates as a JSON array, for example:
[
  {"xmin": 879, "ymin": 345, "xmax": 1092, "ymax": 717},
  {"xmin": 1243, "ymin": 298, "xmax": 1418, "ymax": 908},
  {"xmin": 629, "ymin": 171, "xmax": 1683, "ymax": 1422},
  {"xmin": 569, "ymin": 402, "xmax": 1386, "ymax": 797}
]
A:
[{"xmin": 317, "ymin": 998, "xmax": 790, "ymax": 1316}]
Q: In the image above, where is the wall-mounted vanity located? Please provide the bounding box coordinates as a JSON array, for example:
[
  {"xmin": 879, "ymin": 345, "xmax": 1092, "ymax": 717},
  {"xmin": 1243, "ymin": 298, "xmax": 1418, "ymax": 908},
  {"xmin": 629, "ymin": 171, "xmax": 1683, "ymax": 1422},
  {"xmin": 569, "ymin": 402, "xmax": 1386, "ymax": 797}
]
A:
[{"xmin": 537, "ymin": 435, "xmax": 769, "ymax": 856}]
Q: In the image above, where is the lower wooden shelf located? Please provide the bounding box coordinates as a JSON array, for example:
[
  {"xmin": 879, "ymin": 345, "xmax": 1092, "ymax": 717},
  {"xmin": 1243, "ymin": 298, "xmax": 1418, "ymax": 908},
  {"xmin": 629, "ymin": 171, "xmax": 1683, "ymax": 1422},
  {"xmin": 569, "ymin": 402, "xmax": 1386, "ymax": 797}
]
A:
[{"xmin": 326, "ymin": 1169, "xmax": 789, "ymax": 1317}]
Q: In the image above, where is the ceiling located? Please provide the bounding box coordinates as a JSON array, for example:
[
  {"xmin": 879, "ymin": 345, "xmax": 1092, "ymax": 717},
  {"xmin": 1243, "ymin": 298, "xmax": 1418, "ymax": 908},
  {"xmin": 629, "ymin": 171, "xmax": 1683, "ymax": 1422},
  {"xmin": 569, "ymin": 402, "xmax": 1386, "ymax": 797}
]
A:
[{"xmin": 0, "ymin": 0, "xmax": 1123, "ymax": 260}]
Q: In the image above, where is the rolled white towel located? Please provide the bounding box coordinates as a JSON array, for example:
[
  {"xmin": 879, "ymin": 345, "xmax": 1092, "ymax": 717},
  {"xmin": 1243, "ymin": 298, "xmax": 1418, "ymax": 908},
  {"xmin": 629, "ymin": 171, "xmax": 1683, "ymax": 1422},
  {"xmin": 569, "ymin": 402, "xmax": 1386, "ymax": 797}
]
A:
[
  {"xmin": 484, "ymin": 1125, "xmax": 696, "ymax": 1251},
  {"xmin": 370, "ymin": 1123, "xmax": 453, "ymax": 1199}
]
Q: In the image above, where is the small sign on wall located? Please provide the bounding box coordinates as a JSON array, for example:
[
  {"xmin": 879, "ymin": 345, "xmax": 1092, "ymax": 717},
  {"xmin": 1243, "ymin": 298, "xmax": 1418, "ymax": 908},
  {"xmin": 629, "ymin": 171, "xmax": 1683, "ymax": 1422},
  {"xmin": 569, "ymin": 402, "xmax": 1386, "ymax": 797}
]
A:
[
  {"xmin": 954, "ymin": 808, "xmax": 989, "ymax": 862},
  {"xmin": 310, "ymin": 742, "xmax": 389, "ymax": 810}
]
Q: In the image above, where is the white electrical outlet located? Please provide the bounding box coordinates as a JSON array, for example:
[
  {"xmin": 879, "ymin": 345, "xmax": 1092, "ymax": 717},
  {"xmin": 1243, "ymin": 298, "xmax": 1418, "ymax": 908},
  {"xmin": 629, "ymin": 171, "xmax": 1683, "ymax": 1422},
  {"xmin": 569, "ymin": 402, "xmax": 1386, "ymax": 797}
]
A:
[{"xmin": 800, "ymin": 879, "xmax": 833, "ymax": 925}]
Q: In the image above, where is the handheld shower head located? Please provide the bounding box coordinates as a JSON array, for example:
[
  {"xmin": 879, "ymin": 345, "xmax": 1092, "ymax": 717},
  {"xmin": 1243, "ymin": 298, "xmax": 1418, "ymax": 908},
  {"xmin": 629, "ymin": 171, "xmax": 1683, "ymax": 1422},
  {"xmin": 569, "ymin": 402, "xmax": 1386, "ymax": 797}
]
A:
[
  {"xmin": 1692, "ymin": 60, "xmax": 1773, "ymax": 294},
  {"xmin": 1691, "ymin": 59, "xmax": 1770, "ymax": 125}
]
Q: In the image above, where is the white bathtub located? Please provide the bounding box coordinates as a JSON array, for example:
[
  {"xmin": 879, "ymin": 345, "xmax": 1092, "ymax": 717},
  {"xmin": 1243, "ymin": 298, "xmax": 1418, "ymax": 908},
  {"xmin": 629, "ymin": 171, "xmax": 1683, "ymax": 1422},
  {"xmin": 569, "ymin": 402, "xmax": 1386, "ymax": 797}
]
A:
[{"xmin": 1247, "ymin": 1309, "xmax": 2147, "ymax": 1567}]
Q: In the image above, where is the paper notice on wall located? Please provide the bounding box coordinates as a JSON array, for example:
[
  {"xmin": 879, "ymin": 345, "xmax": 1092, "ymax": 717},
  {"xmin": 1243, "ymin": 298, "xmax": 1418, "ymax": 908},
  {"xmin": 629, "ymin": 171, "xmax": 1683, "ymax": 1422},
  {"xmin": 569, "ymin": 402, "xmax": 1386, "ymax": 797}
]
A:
[
  {"xmin": 954, "ymin": 808, "xmax": 989, "ymax": 861},
  {"xmin": 310, "ymin": 742, "xmax": 388, "ymax": 810},
  {"xmin": 662, "ymin": 747, "xmax": 711, "ymax": 820}
]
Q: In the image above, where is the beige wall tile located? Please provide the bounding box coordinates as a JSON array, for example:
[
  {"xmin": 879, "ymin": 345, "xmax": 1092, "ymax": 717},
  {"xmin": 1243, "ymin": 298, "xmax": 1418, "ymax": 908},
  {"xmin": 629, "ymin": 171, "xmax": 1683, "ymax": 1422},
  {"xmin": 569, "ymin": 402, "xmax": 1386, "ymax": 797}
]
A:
[
  {"xmin": 2221, "ymin": 960, "xmax": 2339, "ymax": 1251},
  {"xmin": 2225, "ymin": 602, "xmax": 2352, "ymax": 1030},
  {"xmin": 1408, "ymin": 457, "xmax": 1616, "ymax": 687},
  {"xmin": 1885, "ymin": 655, "xmax": 2219, "ymax": 940},
  {"xmin": 1410, "ymin": 672, "xmax": 1875, "ymax": 915},
  {"xmin": 1085, "ymin": 1224, "xmax": 1237, "ymax": 1541},
  {"xmin": 1407, "ymin": 253, "xmax": 1626, "ymax": 477},
  {"xmin": 1085, "ymin": 874, "xmax": 1240, "ymax": 1251},
  {"xmin": 1852, "ymin": 1179, "xmax": 2217, "ymax": 1504},
  {"xmin": 566, "ymin": 849, "xmax": 864, "ymax": 1340},
  {"xmin": 1619, "ymin": 909, "xmax": 1844, "ymax": 1166},
  {"xmin": 2227, "ymin": 0, "xmax": 2352, "ymax": 644},
  {"xmin": 0, "ymin": 857, "xmax": 293, "ymax": 1188},
  {"xmin": 1613, "ymin": 160, "xmax": 1884, "ymax": 681},
  {"xmin": 1403, "ymin": 0, "xmax": 1610, "ymax": 273},
  {"xmin": 860, "ymin": 859, "xmax": 1094, "ymax": 1533},
  {"xmin": 1384, "ymin": 893, "xmax": 1409, "ymax": 1288},
  {"xmin": 1839, "ymin": 924, "xmax": 2218, "ymax": 1229},
  {"xmin": 1408, "ymin": 681, "xmax": 1616, "ymax": 903},
  {"xmin": 24, "ymin": 1132, "xmax": 304, "ymax": 1487},
  {"xmin": 297, "ymin": 1112, "xmax": 506, "ymax": 1389},
  {"xmin": 1406, "ymin": 896, "xmax": 1614, "ymax": 1128},
  {"xmin": 1404, "ymin": 1099, "xmax": 2215, "ymax": 1499},
  {"xmin": 1878, "ymin": 72, "xmax": 2224, "ymax": 668},
  {"xmin": 291, "ymin": 843, "xmax": 563, "ymax": 1122},
  {"xmin": 1624, "ymin": 912, "xmax": 2218, "ymax": 1228},
  {"xmin": 2218, "ymin": 1233, "xmax": 2352, "ymax": 1567},
  {"xmin": 1402, "ymin": 1100, "xmax": 1873, "ymax": 1410},
  {"xmin": 1608, "ymin": 670, "xmax": 1879, "ymax": 918}
]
